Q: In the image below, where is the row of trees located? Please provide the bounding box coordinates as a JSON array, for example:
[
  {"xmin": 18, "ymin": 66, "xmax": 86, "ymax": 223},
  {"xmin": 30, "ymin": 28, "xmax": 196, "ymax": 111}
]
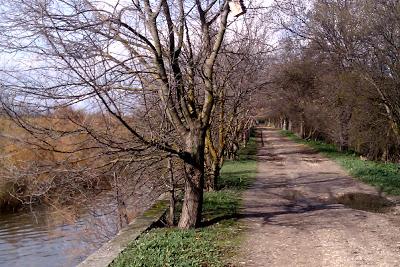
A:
[
  {"xmin": 0, "ymin": 0, "xmax": 270, "ymax": 228},
  {"xmin": 265, "ymin": 0, "xmax": 400, "ymax": 162},
  {"xmin": 4, "ymin": 0, "xmax": 398, "ymax": 231}
]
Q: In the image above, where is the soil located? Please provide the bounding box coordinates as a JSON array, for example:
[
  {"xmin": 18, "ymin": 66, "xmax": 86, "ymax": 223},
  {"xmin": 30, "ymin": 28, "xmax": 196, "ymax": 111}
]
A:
[{"xmin": 236, "ymin": 128, "xmax": 400, "ymax": 267}]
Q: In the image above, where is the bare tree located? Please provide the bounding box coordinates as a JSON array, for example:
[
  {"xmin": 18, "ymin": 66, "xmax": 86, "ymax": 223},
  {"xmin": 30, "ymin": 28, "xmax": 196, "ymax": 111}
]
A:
[
  {"xmin": 204, "ymin": 14, "xmax": 272, "ymax": 190},
  {"xmin": 0, "ymin": 0, "xmax": 249, "ymax": 228}
]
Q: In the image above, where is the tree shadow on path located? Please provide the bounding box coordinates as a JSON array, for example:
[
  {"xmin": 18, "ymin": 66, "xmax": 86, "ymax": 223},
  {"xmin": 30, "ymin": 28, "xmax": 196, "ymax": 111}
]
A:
[{"xmin": 201, "ymin": 201, "xmax": 341, "ymax": 228}]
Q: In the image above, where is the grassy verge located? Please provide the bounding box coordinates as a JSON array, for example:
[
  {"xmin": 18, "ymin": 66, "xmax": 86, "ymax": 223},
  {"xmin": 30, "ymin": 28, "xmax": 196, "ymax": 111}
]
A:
[
  {"xmin": 281, "ymin": 130, "xmax": 400, "ymax": 195},
  {"xmin": 111, "ymin": 138, "xmax": 257, "ymax": 267}
]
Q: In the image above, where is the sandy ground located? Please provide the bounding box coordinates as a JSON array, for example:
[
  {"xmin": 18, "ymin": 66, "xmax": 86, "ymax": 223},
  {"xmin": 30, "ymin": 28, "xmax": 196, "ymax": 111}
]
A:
[{"xmin": 237, "ymin": 128, "xmax": 400, "ymax": 267}]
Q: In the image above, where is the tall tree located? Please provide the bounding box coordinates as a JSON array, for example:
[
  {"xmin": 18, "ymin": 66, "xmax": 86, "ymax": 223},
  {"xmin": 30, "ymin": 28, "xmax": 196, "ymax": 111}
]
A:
[{"xmin": 0, "ymin": 0, "xmax": 246, "ymax": 228}]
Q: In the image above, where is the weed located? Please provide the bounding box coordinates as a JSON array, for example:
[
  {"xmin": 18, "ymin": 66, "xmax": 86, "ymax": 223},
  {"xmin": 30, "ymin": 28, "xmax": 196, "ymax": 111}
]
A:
[{"xmin": 111, "ymin": 138, "xmax": 257, "ymax": 267}]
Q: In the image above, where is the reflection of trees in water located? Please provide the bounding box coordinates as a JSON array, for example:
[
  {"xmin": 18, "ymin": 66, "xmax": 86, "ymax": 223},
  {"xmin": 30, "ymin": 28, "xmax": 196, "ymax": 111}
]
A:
[
  {"xmin": 0, "ymin": 143, "xmax": 175, "ymax": 267},
  {"xmin": 62, "ymin": 176, "xmax": 165, "ymax": 263},
  {"xmin": 0, "ymin": 168, "xmax": 165, "ymax": 267},
  {"xmin": 65, "ymin": 169, "xmax": 166, "ymax": 258}
]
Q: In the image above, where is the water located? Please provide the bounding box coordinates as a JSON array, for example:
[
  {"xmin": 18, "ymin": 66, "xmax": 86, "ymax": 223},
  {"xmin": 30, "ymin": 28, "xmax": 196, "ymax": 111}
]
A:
[
  {"xmin": 0, "ymin": 187, "xmax": 159, "ymax": 267},
  {"xmin": 335, "ymin": 192, "xmax": 395, "ymax": 213},
  {"xmin": 0, "ymin": 211, "xmax": 90, "ymax": 266}
]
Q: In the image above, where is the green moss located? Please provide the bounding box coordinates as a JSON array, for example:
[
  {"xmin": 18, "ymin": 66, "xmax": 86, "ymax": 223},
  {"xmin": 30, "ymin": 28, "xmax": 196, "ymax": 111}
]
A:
[
  {"xmin": 111, "ymin": 135, "xmax": 258, "ymax": 267},
  {"xmin": 142, "ymin": 200, "xmax": 168, "ymax": 218},
  {"xmin": 281, "ymin": 130, "xmax": 400, "ymax": 195}
]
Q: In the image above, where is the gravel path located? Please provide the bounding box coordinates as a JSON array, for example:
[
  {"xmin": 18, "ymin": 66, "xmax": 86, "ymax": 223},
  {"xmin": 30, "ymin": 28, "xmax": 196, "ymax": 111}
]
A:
[{"xmin": 237, "ymin": 128, "xmax": 400, "ymax": 267}]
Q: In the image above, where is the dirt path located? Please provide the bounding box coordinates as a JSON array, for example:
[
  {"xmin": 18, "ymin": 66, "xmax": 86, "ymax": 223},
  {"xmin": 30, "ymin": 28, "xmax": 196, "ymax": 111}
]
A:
[{"xmin": 237, "ymin": 128, "xmax": 400, "ymax": 267}]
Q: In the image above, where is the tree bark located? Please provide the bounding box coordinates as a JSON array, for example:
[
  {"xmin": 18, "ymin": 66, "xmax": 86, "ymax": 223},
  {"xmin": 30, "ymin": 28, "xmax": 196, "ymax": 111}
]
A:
[
  {"xmin": 205, "ymin": 161, "xmax": 220, "ymax": 191},
  {"xmin": 178, "ymin": 165, "xmax": 204, "ymax": 228},
  {"xmin": 338, "ymin": 106, "xmax": 352, "ymax": 151},
  {"xmin": 212, "ymin": 163, "xmax": 220, "ymax": 190},
  {"xmin": 167, "ymin": 155, "xmax": 176, "ymax": 226},
  {"xmin": 299, "ymin": 116, "xmax": 305, "ymax": 139},
  {"xmin": 178, "ymin": 126, "xmax": 206, "ymax": 229}
]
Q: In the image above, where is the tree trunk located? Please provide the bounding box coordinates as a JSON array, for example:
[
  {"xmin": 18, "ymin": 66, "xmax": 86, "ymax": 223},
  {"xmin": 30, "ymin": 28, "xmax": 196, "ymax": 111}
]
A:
[
  {"xmin": 338, "ymin": 106, "xmax": 352, "ymax": 151},
  {"xmin": 169, "ymin": 190, "xmax": 176, "ymax": 226},
  {"xmin": 178, "ymin": 127, "xmax": 205, "ymax": 229},
  {"xmin": 204, "ymin": 152, "xmax": 215, "ymax": 192},
  {"xmin": 299, "ymin": 120, "xmax": 305, "ymax": 139},
  {"xmin": 167, "ymin": 155, "xmax": 176, "ymax": 226},
  {"xmin": 205, "ymin": 172, "xmax": 215, "ymax": 192},
  {"xmin": 178, "ymin": 165, "xmax": 204, "ymax": 228},
  {"xmin": 205, "ymin": 161, "xmax": 220, "ymax": 191},
  {"xmin": 212, "ymin": 163, "xmax": 220, "ymax": 190},
  {"xmin": 114, "ymin": 173, "xmax": 129, "ymax": 229},
  {"xmin": 283, "ymin": 117, "xmax": 289, "ymax": 130}
]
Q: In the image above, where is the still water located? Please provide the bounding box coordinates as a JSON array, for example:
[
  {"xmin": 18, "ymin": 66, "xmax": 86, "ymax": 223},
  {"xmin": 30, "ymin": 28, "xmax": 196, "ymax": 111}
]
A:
[
  {"xmin": 0, "ymin": 210, "xmax": 94, "ymax": 266},
  {"xmin": 0, "ymin": 189, "xmax": 158, "ymax": 267}
]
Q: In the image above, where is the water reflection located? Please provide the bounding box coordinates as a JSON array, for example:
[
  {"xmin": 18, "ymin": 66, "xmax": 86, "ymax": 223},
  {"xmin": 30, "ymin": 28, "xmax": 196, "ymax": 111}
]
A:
[
  {"xmin": 0, "ymin": 187, "xmax": 159, "ymax": 267},
  {"xmin": 0, "ymin": 209, "xmax": 91, "ymax": 267}
]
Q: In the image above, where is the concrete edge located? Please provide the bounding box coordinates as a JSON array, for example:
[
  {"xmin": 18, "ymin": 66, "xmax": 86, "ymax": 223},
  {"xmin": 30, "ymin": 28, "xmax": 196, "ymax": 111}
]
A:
[{"xmin": 77, "ymin": 193, "xmax": 169, "ymax": 267}]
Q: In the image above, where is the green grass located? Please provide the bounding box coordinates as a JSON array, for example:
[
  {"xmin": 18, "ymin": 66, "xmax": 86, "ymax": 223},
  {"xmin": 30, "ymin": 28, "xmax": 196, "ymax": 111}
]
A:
[
  {"xmin": 111, "ymin": 137, "xmax": 257, "ymax": 267},
  {"xmin": 237, "ymin": 137, "xmax": 257, "ymax": 161},
  {"xmin": 281, "ymin": 130, "xmax": 400, "ymax": 195}
]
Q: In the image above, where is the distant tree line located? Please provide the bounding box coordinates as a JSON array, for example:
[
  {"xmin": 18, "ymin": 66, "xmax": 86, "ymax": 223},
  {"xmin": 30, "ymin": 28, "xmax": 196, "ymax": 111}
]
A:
[{"xmin": 264, "ymin": 0, "xmax": 400, "ymax": 162}]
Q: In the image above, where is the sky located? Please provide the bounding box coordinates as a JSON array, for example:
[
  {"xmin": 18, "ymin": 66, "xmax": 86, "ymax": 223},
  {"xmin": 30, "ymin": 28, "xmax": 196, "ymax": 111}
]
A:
[{"xmin": 0, "ymin": 0, "xmax": 277, "ymax": 111}]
